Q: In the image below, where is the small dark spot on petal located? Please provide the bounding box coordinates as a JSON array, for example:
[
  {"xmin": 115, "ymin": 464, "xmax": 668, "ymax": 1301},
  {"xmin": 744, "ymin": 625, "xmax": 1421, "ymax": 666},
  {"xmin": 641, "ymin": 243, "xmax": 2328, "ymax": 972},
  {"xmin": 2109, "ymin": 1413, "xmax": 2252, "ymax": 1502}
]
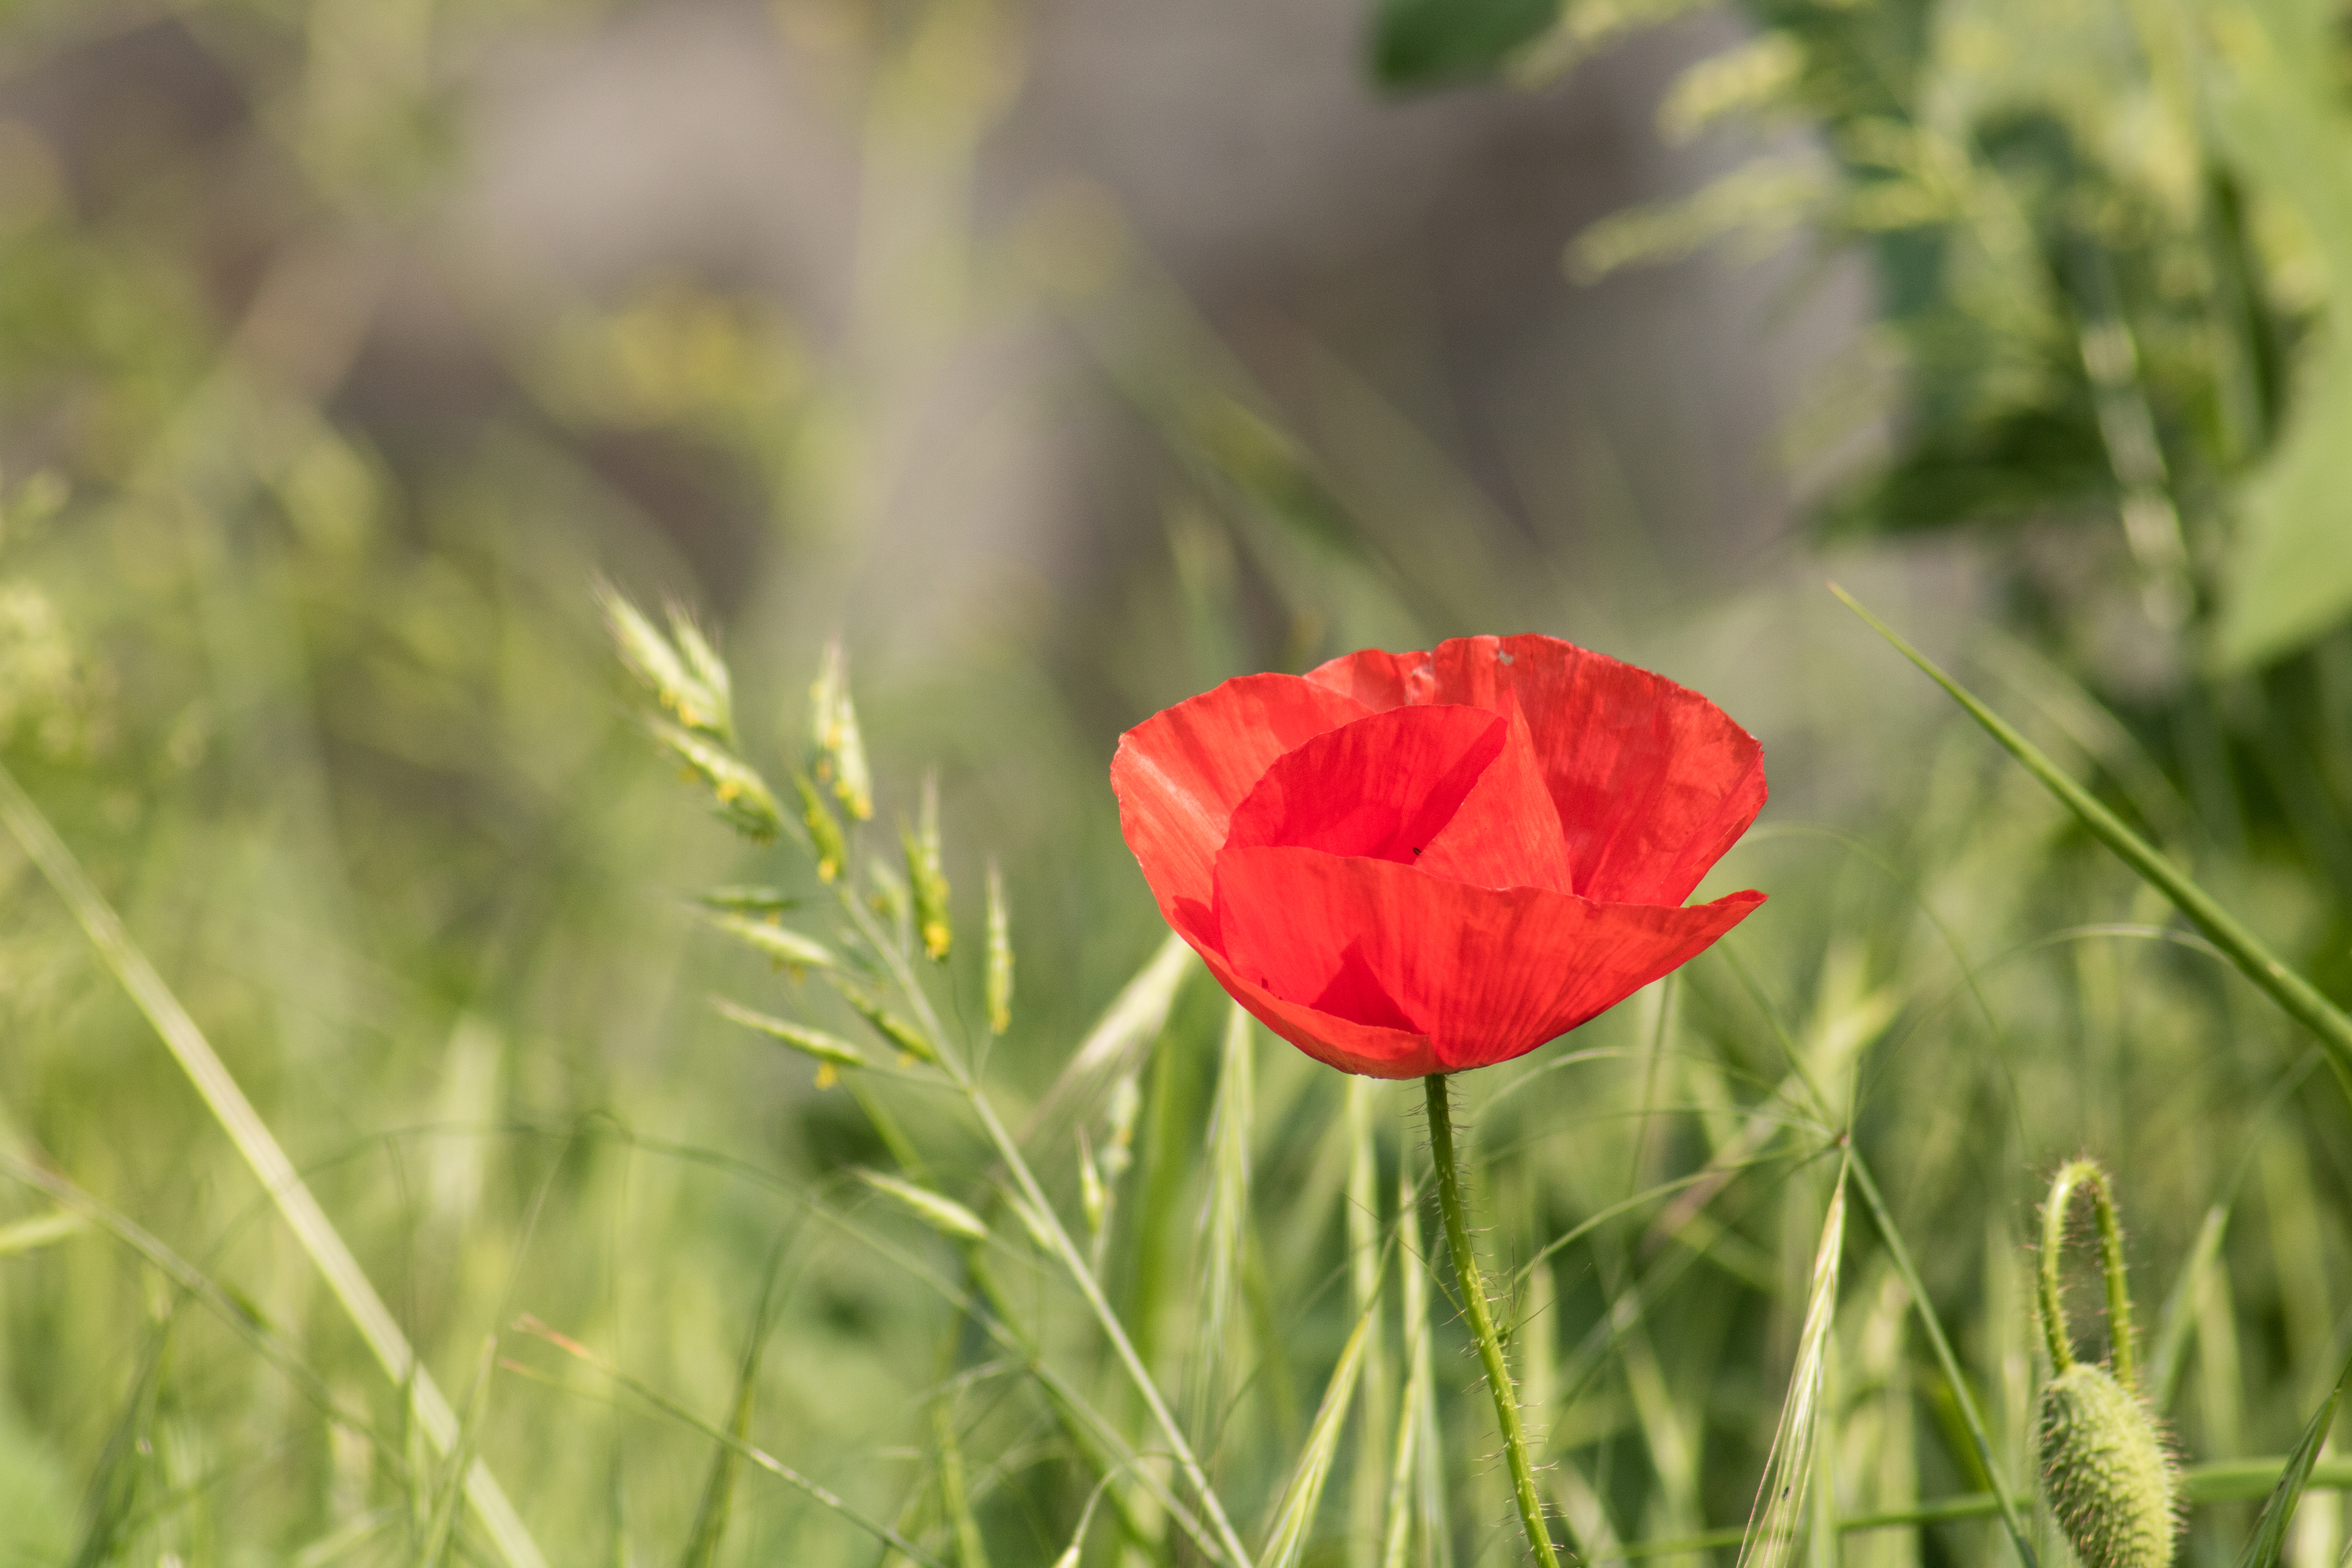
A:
[{"xmin": 1412, "ymin": 846, "xmax": 1423, "ymax": 856}]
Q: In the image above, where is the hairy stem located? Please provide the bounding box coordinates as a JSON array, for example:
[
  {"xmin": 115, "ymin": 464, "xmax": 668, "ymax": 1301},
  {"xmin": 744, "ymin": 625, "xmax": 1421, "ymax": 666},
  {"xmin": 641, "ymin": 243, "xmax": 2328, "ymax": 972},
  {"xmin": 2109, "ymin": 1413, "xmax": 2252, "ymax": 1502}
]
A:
[
  {"xmin": 1424, "ymin": 1074, "xmax": 1563, "ymax": 1568},
  {"xmin": 2039, "ymin": 1160, "xmax": 2138, "ymax": 1388}
]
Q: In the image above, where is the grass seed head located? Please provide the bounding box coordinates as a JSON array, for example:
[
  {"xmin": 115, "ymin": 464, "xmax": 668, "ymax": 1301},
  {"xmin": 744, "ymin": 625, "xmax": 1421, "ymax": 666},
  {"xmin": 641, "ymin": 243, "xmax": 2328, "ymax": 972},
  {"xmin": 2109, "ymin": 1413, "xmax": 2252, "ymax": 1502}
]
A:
[
  {"xmin": 806, "ymin": 641, "xmax": 873, "ymax": 820},
  {"xmin": 644, "ymin": 719, "xmax": 782, "ymax": 841},
  {"xmin": 602, "ymin": 586, "xmax": 732, "ymax": 742},
  {"xmin": 904, "ymin": 772, "xmax": 951, "ymax": 960},
  {"xmin": 793, "ymin": 772, "xmax": 848, "ymax": 882},
  {"xmin": 985, "ymin": 860, "xmax": 1013, "ymax": 1034}
]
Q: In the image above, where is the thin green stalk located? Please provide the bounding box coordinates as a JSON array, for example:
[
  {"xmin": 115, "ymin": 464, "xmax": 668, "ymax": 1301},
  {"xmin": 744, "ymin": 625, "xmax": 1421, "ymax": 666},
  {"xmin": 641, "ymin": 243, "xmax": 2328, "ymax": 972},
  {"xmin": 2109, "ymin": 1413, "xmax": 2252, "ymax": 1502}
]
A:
[
  {"xmin": 2038, "ymin": 1160, "xmax": 2138, "ymax": 1387},
  {"xmin": 509, "ymin": 1319, "xmax": 944, "ymax": 1567},
  {"xmin": 1601, "ymin": 1455, "xmax": 2352, "ymax": 1558},
  {"xmin": 833, "ymin": 882, "xmax": 1255, "ymax": 1568},
  {"xmin": 1423, "ymin": 1075, "xmax": 1562, "ymax": 1568},
  {"xmin": 1847, "ymin": 1152, "xmax": 2041, "ymax": 1568},
  {"xmin": 0, "ymin": 763, "xmax": 546, "ymax": 1568},
  {"xmin": 1831, "ymin": 585, "xmax": 2352, "ymax": 1089}
]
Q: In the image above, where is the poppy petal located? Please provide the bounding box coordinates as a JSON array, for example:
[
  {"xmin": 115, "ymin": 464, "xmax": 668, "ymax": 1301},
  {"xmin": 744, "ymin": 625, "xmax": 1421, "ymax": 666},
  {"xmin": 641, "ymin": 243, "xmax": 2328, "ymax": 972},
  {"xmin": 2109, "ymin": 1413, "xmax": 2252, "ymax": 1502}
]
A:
[
  {"xmin": 1153, "ymin": 893, "xmax": 1437, "ymax": 1076},
  {"xmin": 1483, "ymin": 635, "xmax": 1765, "ymax": 906},
  {"xmin": 1212, "ymin": 844, "xmax": 1763, "ymax": 1071},
  {"xmin": 1304, "ymin": 647, "xmax": 1443, "ymax": 709},
  {"xmin": 1307, "ymin": 634, "xmax": 1765, "ymax": 906},
  {"xmin": 1410, "ymin": 699, "xmax": 1576, "ymax": 895},
  {"xmin": 1194, "ymin": 940, "xmax": 1441, "ymax": 1079},
  {"xmin": 1111, "ymin": 673, "xmax": 1372, "ymax": 926},
  {"xmin": 1224, "ymin": 705, "xmax": 1506, "ymax": 865}
]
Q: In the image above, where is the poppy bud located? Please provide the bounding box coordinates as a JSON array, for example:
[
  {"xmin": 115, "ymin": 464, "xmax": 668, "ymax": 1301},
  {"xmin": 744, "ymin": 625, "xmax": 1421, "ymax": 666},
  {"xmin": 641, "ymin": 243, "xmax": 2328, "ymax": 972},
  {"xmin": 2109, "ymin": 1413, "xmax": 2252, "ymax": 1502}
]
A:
[
  {"xmin": 2038, "ymin": 1363, "xmax": 2180, "ymax": 1568},
  {"xmin": 2034, "ymin": 1159, "xmax": 2180, "ymax": 1568}
]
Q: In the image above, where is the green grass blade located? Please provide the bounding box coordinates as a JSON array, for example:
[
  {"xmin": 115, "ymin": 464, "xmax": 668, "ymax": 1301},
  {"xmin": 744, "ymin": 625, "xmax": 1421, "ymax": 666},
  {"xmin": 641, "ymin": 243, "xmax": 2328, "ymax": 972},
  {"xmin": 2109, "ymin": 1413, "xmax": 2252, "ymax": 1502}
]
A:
[
  {"xmin": 1394, "ymin": 1146, "xmax": 1455, "ymax": 1568},
  {"xmin": 0, "ymin": 1210, "xmax": 84, "ymax": 1256},
  {"xmin": 2229, "ymin": 1343, "xmax": 2352, "ymax": 1568},
  {"xmin": 933, "ymin": 1396, "xmax": 993, "ymax": 1568},
  {"xmin": 512, "ymin": 1316, "xmax": 948, "ymax": 1567},
  {"xmin": 677, "ymin": 1248, "xmax": 788, "ymax": 1568},
  {"xmin": 291, "ymin": 1508, "xmax": 397, "ymax": 1568},
  {"xmin": 1735, "ymin": 1165, "xmax": 1847, "ymax": 1568},
  {"xmin": 69, "ymin": 1324, "xmax": 167, "ymax": 1568},
  {"xmin": 1262, "ymin": 1308, "xmax": 1372, "ymax": 1568},
  {"xmin": 1831, "ymin": 584, "xmax": 2352, "ymax": 1087},
  {"xmin": 0, "ymin": 764, "xmax": 547, "ymax": 1568},
  {"xmin": 1196, "ymin": 1002, "xmax": 1254, "ymax": 1417},
  {"xmin": 1847, "ymin": 1153, "xmax": 2040, "ymax": 1568},
  {"xmin": 1346, "ymin": 1075, "xmax": 1392, "ymax": 1568},
  {"xmin": 2151, "ymin": 1204, "xmax": 2231, "ymax": 1412},
  {"xmin": 1570, "ymin": 1461, "xmax": 2352, "ymax": 1557},
  {"xmin": 1382, "ymin": 1151, "xmax": 1431, "ymax": 1568},
  {"xmin": 1018, "ymin": 933, "xmax": 1194, "ymax": 1143},
  {"xmin": 417, "ymin": 1336, "xmax": 499, "ymax": 1567}
]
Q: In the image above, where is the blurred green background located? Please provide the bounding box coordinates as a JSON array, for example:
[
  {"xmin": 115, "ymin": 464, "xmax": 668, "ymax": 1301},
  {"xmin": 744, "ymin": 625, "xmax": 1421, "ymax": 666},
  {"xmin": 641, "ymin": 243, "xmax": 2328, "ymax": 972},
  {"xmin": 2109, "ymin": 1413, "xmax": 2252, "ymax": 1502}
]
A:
[{"xmin": 0, "ymin": 0, "xmax": 2348, "ymax": 1562}]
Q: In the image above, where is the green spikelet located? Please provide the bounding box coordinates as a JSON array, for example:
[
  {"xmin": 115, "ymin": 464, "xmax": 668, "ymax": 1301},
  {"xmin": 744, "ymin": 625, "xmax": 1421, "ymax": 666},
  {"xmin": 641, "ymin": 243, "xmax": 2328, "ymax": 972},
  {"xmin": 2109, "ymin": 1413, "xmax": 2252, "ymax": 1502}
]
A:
[
  {"xmin": 904, "ymin": 772, "xmax": 951, "ymax": 961},
  {"xmin": 2038, "ymin": 1363, "xmax": 2180, "ymax": 1568}
]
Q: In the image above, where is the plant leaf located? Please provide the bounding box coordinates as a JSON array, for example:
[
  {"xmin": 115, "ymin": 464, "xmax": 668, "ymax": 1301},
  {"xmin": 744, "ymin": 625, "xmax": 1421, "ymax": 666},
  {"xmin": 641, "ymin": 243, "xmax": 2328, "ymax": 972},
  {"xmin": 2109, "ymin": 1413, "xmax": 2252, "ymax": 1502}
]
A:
[
  {"xmin": 1370, "ymin": 0, "xmax": 1557, "ymax": 89},
  {"xmin": 1262, "ymin": 1308, "xmax": 1373, "ymax": 1568},
  {"xmin": 2228, "ymin": 1341, "xmax": 2352, "ymax": 1568},
  {"xmin": 1831, "ymin": 585, "xmax": 2352, "ymax": 1090}
]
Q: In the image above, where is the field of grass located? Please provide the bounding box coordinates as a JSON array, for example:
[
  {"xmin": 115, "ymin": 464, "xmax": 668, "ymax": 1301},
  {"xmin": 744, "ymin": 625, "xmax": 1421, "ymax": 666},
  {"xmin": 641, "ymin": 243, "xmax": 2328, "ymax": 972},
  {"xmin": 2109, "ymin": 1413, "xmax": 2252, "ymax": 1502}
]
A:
[{"xmin": 2, "ymin": 0, "xmax": 2350, "ymax": 1565}]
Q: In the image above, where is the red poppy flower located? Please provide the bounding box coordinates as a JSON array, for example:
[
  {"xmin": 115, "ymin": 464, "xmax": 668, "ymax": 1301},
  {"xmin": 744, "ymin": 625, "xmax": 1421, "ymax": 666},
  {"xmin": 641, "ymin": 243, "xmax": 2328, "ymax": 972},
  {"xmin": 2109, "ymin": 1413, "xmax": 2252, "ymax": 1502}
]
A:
[{"xmin": 1112, "ymin": 635, "xmax": 1767, "ymax": 1078}]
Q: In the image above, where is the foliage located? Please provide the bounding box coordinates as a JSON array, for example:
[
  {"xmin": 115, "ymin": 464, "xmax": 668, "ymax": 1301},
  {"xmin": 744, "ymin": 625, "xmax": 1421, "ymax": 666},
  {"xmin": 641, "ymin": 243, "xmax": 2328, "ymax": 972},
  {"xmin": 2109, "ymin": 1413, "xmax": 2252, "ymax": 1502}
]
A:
[{"xmin": 0, "ymin": 0, "xmax": 2346, "ymax": 1565}]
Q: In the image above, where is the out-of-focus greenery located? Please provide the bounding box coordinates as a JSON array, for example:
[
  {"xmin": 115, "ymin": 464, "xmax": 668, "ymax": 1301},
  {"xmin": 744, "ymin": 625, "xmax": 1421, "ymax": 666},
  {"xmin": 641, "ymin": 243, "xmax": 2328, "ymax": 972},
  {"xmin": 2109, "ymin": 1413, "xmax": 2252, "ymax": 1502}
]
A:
[
  {"xmin": 0, "ymin": 0, "xmax": 2347, "ymax": 1566},
  {"xmin": 1387, "ymin": 0, "xmax": 2352, "ymax": 676}
]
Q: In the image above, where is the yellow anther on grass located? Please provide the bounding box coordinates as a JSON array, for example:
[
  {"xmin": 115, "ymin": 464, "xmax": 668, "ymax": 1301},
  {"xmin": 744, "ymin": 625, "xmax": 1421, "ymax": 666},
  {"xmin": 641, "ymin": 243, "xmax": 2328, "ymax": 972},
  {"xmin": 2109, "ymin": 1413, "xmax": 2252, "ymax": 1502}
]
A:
[
  {"xmin": 793, "ymin": 773, "xmax": 847, "ymax": 882},
  {"xmin": 904, "ymin": 772, "xmax": 951, "ymax": 961}
]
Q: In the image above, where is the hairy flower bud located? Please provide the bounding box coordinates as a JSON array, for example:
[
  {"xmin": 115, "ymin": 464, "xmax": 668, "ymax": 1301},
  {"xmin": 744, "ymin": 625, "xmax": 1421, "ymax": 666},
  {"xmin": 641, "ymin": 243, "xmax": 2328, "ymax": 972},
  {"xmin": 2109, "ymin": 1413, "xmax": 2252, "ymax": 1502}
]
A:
[{"xmin": 2038, "ymin": 1362, "xmax": 2180, "ymax": 1568}]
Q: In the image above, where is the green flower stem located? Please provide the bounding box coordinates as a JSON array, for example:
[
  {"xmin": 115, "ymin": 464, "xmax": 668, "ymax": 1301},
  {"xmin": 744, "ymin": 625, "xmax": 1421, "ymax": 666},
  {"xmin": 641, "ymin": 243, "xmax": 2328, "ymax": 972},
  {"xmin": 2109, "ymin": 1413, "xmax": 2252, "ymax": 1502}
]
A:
[
  {"xmin": 1424, "ymin": 1074, "xmax": 1563, "ymax": 1568},
  {"xmin": 2038, "ymin": 1160, "xmax": 2138, "ymax": 1387}
]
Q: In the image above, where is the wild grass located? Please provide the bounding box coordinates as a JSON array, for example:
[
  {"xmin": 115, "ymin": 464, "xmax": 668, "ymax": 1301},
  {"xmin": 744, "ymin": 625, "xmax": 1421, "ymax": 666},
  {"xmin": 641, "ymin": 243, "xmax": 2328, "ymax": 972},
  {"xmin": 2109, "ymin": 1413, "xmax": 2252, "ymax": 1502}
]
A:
[{"xmin": 3, "ymin": 0, "xmax": 2352, "ymax": 1563}]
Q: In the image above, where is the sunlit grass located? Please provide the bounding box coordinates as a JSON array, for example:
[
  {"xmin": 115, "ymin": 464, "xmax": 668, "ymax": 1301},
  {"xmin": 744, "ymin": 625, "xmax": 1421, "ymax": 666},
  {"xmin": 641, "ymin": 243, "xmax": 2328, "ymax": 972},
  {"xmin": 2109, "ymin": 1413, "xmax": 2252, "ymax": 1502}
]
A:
[{"xmin": 3, "ymin": 0, "xmax": 2352, "ymax": 1562}]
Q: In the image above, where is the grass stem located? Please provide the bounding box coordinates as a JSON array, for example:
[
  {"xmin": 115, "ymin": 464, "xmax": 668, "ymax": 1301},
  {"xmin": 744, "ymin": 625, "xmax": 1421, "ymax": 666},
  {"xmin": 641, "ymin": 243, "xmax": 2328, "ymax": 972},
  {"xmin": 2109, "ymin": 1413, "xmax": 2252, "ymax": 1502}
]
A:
[
  {"xmin": 834, "ymin": 881, "xmax": 1256, "ymax": 1568},
  {"xmin": 1831, "ymin": 585, "xmax": 2352, "ymax": 1091},
  {"xmin": 0, "ymin": 762, "xmax": 548, "ymax": 1568},
  {"xmin": 1847, "ymin": 1151, "xmax": 2040, "ymax": 1568},
  {"xmin": 1424, "ymin": 1074, "xmax": 1563, "ymax": 1568}
]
